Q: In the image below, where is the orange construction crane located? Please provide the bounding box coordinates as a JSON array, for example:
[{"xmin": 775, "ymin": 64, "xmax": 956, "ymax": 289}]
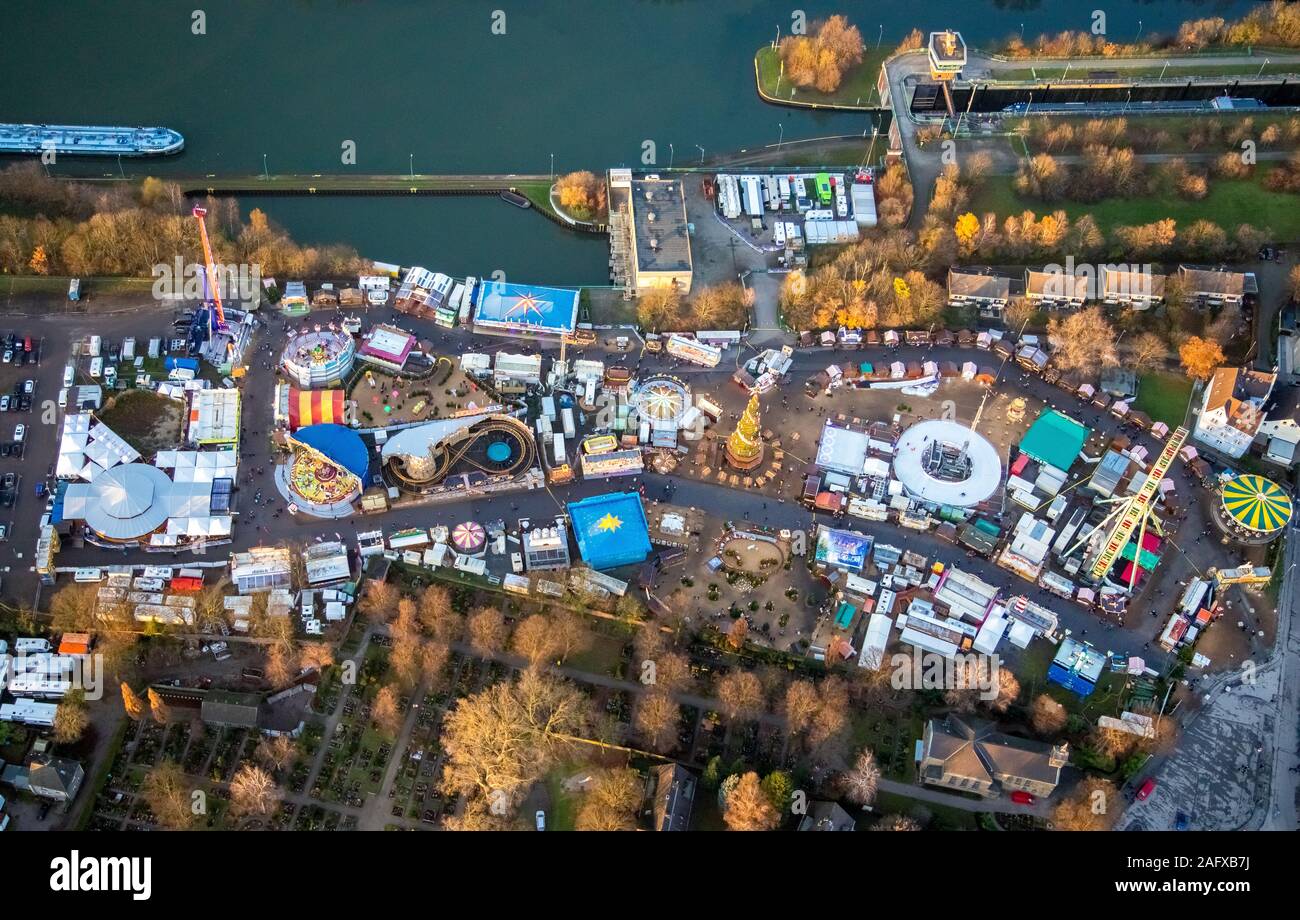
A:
[{"xmin": 191, "ymin": 206, "xmax": 227, "ymax": 332}]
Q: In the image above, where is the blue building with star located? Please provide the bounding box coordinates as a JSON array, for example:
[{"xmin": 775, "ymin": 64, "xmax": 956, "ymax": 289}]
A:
[
  {"xmin": 567, "ymin": 492, "xmax": 652, "ymax": 570},
  {"xmin": 473, "ymin": 280, "xmax": 579, "ymax": 338}
]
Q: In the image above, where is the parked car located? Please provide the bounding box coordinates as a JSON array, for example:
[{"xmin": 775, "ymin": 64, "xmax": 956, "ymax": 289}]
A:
[
  {"xmin": 1010, "ymin": 791, "xmax": 1035, "ymax": 805},
  {"xmin": 2, "ymin": 350, "xmax": 11, "ymax": 364},
  {"xmin": 1135, "ymin": 778, "xmax": 1157, "ymax": 801},
  {"xmin": 23, "ymin": 379, "xmax": 34, "ymax": 395},
  {"xmin": 535, "ymin": 810, "xmax": 546, "ymax": 831},
  {"xmin": 0, "ymin": 396, "xmax": 10, "ymax": 413},
  {"xmin": 13, "ymin": 424, "xmax": 25, "ymax": 442}
]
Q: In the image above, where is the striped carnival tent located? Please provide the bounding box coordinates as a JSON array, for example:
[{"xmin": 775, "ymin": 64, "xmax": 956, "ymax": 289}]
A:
[
  {"xmin": 288, "ymin": 388, "xmax": 346, "ymax": 431},
  {"xmin": 1220, "ymin": 474, "xmax": 1293, "ymax": 534}
]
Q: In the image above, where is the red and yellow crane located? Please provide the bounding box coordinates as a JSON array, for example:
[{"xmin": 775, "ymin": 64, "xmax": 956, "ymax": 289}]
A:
[{"xmin": 191, "ymin": 205, "xmax": 227, "ymax": 333}]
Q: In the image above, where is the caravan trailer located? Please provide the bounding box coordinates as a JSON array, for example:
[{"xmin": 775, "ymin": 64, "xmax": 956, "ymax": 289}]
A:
[
  {"xmin": 778, "ymin": 176, "xmax": 791, "ymax": 207},
  {"xmin": 741, "ymin": 176, "xmax": 763, "ymax": 217}
]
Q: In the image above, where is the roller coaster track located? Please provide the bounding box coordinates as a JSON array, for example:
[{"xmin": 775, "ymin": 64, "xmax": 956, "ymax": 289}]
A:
[{"xmin": 388, "ymin": 416, "xmax": 535, "ymax": 488}]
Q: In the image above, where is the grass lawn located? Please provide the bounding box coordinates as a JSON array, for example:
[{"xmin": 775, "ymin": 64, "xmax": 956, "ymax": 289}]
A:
[
  {"xmin": 851, "ymin": 709, "xmax": 924, "ymax": 781},
  {"xmin": 543, "ymin": 768, "xmax": 581, "ymax": 831},
  {"xmin": 871, "ymin": 790, "xmax": 980, "ymax": 830},
  {"xmin": 967, "ymin": 172, "xmax": 1300, "ymax": 240},
  {"xmin": 564, "ymin": 632, "xmax": 627, "ymax": 678},
  {"xmin": 95, "ymin": 388, "xmax": 184, "ymax": 454},
  {"xmin": 1013, "ymin": 641, "xmax": 1126, "ymax": 722},
  {"xmin": 1133, "ymin": 371, "xmax": 1195, "ymax": 429},
  {"xmin": 755, "ymin": 45, "xmax": 889, "ymax": 109}
]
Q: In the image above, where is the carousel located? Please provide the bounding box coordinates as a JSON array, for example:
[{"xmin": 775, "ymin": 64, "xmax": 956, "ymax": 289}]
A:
[
  {"xmin": 1214, "ymin": 473, "xmax": 1293, "ymax": 545},
  {"xmin": 275, "ymin": 423, "xmax": 368, "ymax": 518},
  {"xmin": 632, "ymin": 374, "xmax": 692, "ymax": 448}
]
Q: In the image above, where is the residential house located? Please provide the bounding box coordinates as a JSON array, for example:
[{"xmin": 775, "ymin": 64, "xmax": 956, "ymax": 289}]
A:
[
  {"xmin": 27, "ymin": 753, "xmax": 85, "ymax": 803},
  {"xmin": 1025, "ymin": 268, "xmax": 1089, "ymax": 309},
  {"xmin": 1193, "ymin": 366, "xmax": 1276, "ymax": 459},
  {"xmin": 919, "ymin": 715, "xmax": 1067, "ymax": 798},
  {"xmin": 1102, "ymin": 268, "xmax": 1165, "ymax": 309},
  {"xmin": 947, "ymin": 268, "xmax": 1011, "ymax": 319},
  {"xmin": 647, "ymin": 763, "xmax": 696, "ymax": 831},
  {"xmin": 797, "ymin": 800, "xmax": 857, "ymax": 831},
  {"xmin": 1177, "ymin": 265, "xmax": 1257, "ymax": 307}
]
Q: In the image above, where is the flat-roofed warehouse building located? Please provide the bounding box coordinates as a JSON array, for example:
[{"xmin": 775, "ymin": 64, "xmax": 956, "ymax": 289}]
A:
[{"xmin": 620, "ymin": 173, "xmax": 693, "ymax": 294}]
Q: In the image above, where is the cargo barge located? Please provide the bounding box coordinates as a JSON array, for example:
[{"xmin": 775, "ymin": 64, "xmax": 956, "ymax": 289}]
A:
[{"xmin": 0, "ymin": 123, "xmax": 184, "ymax": 157}]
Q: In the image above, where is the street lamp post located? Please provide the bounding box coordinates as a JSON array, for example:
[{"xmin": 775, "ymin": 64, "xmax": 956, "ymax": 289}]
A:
[
  {"xmin": 696, "ymin": 144, "xmax": 705, "ymax": 166},
  {"xmin": 668, "ymin": 143, "xmax": 674, "ymax": 169},
  {"xmin": 777, "ymin": 123, "xmax": 784, "ymax": 151},
  {"xmin": 262, "ymin": 153, "xmax": 268, "ymax": 179},
  {"xmin": 1259, "ymin": 58, "xmax": 1270, "ymax": 78},
  {"xmin": 550, "ymin": 152, "xmax": 555, "ymax": 179},
  {"xmin": 408, "ymin": 153, "xmax": 413, "ymax": 179},
  {"xmin": 1136, "ymin": 20, "xmax": 1143, "ymax": 41},
  {"xmin": 877, "ymin": 24, "xmax": 883, "ymax": 50}
]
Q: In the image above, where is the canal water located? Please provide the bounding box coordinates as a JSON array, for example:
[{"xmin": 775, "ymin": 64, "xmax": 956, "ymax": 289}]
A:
[{"xmin": 1, "ymin": 0, "xmax": 1256, "ymax": 282}]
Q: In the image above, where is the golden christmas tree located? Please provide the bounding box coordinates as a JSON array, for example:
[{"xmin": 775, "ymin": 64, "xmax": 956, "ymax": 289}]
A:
[{"xmin": 725, "ymin": 393, "xmax": 765, "ymax": 471}]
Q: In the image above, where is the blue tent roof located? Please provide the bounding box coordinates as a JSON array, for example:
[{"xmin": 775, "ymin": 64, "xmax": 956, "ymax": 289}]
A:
[
  {"xmin": 567, "ymin": 492, "xmax": 651, "ymax": 570},
  {"xmin": 294, "ymin": 423, "xmax": 370, "ymax": 481}
]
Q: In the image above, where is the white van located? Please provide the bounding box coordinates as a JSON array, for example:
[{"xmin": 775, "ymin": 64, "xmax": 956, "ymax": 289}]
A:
[
  {"xmin": 88, "ymin": 335, "xmax": 101, "ymax": 357},
  {"xmin": 57, "ymin": 387, "xmax": 68, "ymax": 408},
  {"xmin": 122, "ymin": 338, "xmax": 136, "ymax": 360},
  {"xmin": 89, "ymin": 357, "xmax": 102, "ymax": 378},
  {"xmin": 62, "ymin": 364, "xmax": 75, "ymax": 387}
]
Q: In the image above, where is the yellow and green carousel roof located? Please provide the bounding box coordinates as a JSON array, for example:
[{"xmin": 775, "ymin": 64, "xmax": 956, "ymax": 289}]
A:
[{"xmin": 1220, "ymin": 474, "xmax": 1293, "ymax": 533}]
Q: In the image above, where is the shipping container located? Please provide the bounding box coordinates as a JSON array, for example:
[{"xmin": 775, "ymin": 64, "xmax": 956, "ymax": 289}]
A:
[
  {"xmin": 552, "ymin": 433, "xmax": 566, "ymax": 466},
  {"xmin": 561, "ymin": 406, "xmax": 576, "ymax": 438}
]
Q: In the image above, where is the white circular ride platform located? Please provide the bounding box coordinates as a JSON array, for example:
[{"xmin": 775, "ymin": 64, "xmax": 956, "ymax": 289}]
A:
[{"xmin": 892, "ymin": 419, "xmax": 1001, "ymax": 507}]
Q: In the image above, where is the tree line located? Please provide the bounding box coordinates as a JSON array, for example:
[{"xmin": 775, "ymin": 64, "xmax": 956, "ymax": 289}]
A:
[{"xmin": 0, "ymin": 163, "xmax": 368, "ymax": 279}]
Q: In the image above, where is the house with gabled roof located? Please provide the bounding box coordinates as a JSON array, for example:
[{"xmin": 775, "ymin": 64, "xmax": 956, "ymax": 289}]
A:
[{"xmin": 919, "ymin": 715, "xmax": 1066, "ymax": 798}]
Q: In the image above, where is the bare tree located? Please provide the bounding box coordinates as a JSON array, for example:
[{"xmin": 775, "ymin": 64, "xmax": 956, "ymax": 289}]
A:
[
  {"xmin": 467, "ymin": 605, "xmax": 508, "ymax": 657},
  {"xmin": 575, "ymin": 768, "xmax": 643, "ymax": 831},
  {"xmin": 1030, "ymin": 694, "xmax": 1069, "ymax": 735},
  {"xmin": 784, "ymin": 679, "xmax": 820, "ymax": 735},
  {"xmin": 512, "ymin": 613, "xmax": 558, "ymax": 667},
  {"xmin": 722, "ymin": 771, "xmax": 781, "ymax": 831},
  {"xmin": 838, "ymin": 748, "xmax": 881, "ymax": 806},
  {"xmin": 264, "ymin": 643, "xmax": 296, "ymax": 688},
  {"xmin": 551, "ymin": 608, "xmax": 591, "ymax": 663},
  {"xmin": 256, "ymin": 734, "xmax": 297, "ymax": 773},
  {"xmin": 988, "ymin": 669, "xmax": 1021, "ymax": 714},
  {"xmin": 141, "ymin": 761, "xmax": 194, "ymax": 830},
  {"xmin": 372, "ymin": 683, "xmax": 403, "ymax": 737},
  {"xmin": 298, "ymin": 641, "xmax": 335, "ymax": 673},
  {"xmin": 229, "ymin": 763, "xmax": 282, "ymax": 817},
  {"xmin": 1051, "ymin": 776, "xmax": 1118, "ymax": 831},
  {"xmin": 634, "ymin": 691, "xmax": 679, "ymax": 752},
  {"xmin": 417, "ymin": 584, "xmax": 461, "ymax": 642},
  {"xmin": 715, "ymin": 671, "xmax": 764, "ymax": 721},
  {"xmin": 359, "ymin": 579, "xmax": 399, "ymax": 623},
  {"xmin": 420, "ymin": 640, "xmax": 452, "ymax": 690},
  {"xmin": 440, "ymin": 670, "xmax": 587, "ymax": 810},
  {"xmin": 808, "ymin": 676, "xmax": 852, "ymax": 757}
]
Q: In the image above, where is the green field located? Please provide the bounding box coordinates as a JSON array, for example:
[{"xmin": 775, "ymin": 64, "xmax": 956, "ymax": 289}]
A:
[
  {"xmin": 755, "ymin": 45, "xmax": 889, "ymax": 110},
  {"xmin": 1133, "ymin": 371, "xmax": 1195, "ymax": 429},
  {"xmin": 967, "ymin": 172, "xmax": 1300, "ymax": 240}
]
